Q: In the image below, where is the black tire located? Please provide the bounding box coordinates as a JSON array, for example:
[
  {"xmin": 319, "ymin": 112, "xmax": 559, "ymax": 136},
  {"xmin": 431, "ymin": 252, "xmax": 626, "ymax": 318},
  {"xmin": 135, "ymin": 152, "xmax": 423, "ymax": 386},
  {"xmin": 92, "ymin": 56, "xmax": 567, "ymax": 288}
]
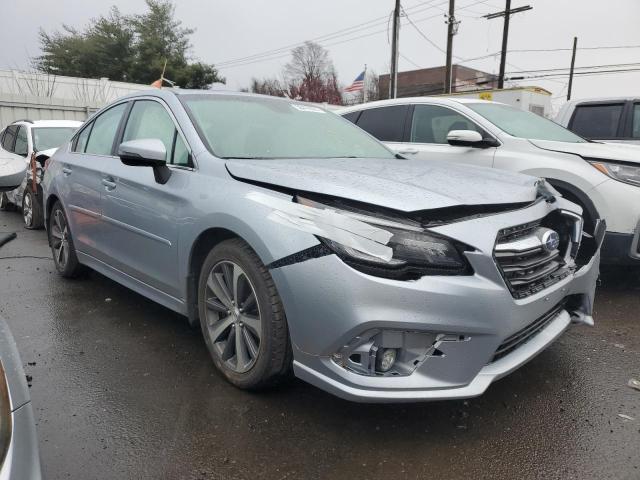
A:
[
  {"xmin": 0, "ymin": 193, "xmax": 14, "ymax": 212},
  {"xmin": 48, "ymin": 201, "xmax": 84, "ymax": 278},
  {"xmin": 22, "ymin": 189, "xmax": 44, "ymax": 230},
  {"xmin": 198, "ymin": 238, "xmax": 292, "ymax": 390}
]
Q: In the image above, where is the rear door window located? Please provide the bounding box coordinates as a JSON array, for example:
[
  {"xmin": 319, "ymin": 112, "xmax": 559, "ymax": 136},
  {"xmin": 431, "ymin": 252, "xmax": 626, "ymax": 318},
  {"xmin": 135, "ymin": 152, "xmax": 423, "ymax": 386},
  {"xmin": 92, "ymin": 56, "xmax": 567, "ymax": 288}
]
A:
[
  {"xmin": 2, "ymin": 126, "xmax": 17, "ymax": 152},
  {"xmin": 355, "ymin": 105, "xmax": 409, "ymax": 142},
  {"xmin": 632, "ymin": 104, "xmax": 640, "ymax": 139},
  {"xmin": 14, "ymin": 126, "xmax": 29, "ymax": 156},
  {"xmin": 570, "ymin": 104, "xmax": 624, "ymax": 139},
  {"xmin": 85, "ymin": 103, "xmax": 128, "ymax": 156},
  {"xmin": 410, "ymin": 104, "xmax": 483, "ymax": 144}
]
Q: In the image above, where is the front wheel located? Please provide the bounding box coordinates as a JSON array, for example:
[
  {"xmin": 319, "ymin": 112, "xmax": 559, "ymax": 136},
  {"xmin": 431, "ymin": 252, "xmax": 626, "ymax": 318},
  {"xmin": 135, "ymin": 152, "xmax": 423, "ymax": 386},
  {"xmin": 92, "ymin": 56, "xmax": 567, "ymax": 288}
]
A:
[
  {"xmin": 198, "ymin": 238, "xmax": 292, "ymax": 390},
  {"xmin": 48, "ymin": 201, "xmax": 84, "ymax": 278},
  {"xmin": 22, "ymin": 189, "xmax": 44, "ymax": 229}
]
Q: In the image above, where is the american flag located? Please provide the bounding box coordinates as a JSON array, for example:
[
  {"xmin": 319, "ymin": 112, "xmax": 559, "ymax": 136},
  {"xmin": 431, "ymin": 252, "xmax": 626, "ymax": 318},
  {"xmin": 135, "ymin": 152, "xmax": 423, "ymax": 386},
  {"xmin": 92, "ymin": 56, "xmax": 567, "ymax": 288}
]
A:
[{"xmin": 344, "ymin": 71, "xmax": 365, "ymax": 93}]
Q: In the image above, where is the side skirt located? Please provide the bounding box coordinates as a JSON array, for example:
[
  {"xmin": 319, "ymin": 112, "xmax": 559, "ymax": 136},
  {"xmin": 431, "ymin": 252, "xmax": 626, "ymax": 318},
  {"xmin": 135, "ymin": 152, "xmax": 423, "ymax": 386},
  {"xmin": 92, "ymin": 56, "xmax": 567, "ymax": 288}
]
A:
[{"xmin": 76, "ymin": 251, "xmax": 188, "ymax": 316}]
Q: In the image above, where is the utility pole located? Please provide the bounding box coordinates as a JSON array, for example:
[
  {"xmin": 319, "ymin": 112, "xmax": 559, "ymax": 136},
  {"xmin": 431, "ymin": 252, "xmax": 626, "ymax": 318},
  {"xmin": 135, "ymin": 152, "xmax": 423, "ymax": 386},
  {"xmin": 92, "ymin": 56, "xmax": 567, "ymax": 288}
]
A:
[
  {"xmin": 444, "ymin": 0, "xmax": 460, "ymax": 94},
  {"xmin": 567, "ymin": 37, "xmax": 578, "ymax": 101},
  {"xmin": 484, "ymin": 2, "xmax": 532, "ymax": 89},
  {"xmin": 389, "ymin": 0, "xmax": 401, "ymax": 99}
]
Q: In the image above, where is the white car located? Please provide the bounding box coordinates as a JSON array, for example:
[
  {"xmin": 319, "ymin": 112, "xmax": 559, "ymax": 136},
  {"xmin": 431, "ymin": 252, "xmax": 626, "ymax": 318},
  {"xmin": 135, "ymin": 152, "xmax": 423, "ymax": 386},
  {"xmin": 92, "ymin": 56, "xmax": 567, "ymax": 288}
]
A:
[
  {"xmin": 0, "ymin": 119, "xmax": 81, "ymax": 228},
  {"xmin": 339, "ymin": 98, "xmax": 640, "ymax": 265},
  {"xmin": 556, "ymin": 97, "xmax": 640, "ymax": 145}
]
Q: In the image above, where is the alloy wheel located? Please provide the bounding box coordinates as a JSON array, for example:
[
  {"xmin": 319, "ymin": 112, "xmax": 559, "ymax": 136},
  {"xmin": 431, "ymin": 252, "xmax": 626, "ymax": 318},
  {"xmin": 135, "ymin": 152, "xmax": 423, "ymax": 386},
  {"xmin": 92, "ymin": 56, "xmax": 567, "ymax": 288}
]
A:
[
  {"xmin": 23, "ymin": 193, "xmax": 33, "ymax": 227},
  {"xmin": 50, "ymin": 209, "xmax": 69, "ymax": 269},
  {"xmin": 204, "ymin": 260, "xmax": 261, "ymax": 373}
]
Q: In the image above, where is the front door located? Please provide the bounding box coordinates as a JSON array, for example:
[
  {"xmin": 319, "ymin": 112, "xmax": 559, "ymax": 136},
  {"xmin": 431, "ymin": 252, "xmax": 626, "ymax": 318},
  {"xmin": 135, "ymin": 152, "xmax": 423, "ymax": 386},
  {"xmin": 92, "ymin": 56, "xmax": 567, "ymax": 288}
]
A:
[
  {"xmin": 395, "ymin": 104, "xmax": 496, "ymax": 168},
  {"xmin": 100, "ymin": 99, "xmax": 191, "ymax": 299}
]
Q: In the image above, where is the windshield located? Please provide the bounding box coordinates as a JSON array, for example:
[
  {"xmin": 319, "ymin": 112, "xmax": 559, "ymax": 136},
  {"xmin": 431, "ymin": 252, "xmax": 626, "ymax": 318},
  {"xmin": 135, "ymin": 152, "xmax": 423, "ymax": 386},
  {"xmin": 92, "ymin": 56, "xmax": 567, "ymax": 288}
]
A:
[
  {"xmin": 31, "ymin": 127, "xmax": 77, "ymax": 151},
  {"xmin": 467, "ymin": 103, "xmax": 587, "ymax": 143},
  {"xmin": 181, "ymin": 95, "xmax": 395, "ymax": 159}
]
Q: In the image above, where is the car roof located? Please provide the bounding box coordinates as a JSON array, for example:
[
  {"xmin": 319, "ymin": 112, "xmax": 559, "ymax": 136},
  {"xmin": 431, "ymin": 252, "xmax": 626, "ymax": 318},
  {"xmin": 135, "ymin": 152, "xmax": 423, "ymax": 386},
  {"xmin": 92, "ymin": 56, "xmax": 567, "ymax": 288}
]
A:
[
  {"xmin": 11, "ymin": 119, "xmax": 83, "ymax": 128},
  {"xmin": 115, "ymin": 87, "xmax": 340, "ymax": 107},
  {"xmin": 337, "ymin": 96, "xmax": 501, "ymax": 113},
  {"xmin": 562, "ymin": 96, "xmax": 639, "ymax": 107}
]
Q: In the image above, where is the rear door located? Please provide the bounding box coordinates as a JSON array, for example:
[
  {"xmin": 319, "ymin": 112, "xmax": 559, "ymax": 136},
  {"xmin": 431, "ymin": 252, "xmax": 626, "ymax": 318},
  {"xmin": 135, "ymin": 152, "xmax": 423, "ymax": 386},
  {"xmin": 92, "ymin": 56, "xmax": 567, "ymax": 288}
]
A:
[
  {"xmin": 100, "ymin": 98, "xmax": 191, "ymax": 298},
  {"xmin": 400, "ymin": 104, "xmax": 496, "ymax": 167},
  {"xmin": 61, "ymin": 102, "xmax": 128, "ymax": 260}
]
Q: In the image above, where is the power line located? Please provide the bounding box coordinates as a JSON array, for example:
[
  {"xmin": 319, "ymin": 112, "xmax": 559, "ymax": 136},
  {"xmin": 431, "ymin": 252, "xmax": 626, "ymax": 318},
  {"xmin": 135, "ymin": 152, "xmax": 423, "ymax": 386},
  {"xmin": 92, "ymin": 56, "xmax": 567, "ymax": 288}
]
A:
[
  {"xmin": 215, "ymin": 0, "xmax": 493, "ymax": 70},
  {"xmin": 402, "ymin": 6, "xmax": 448, "ymax": 54},
  {"xmin": 215, "ymin": 0, "xmax": 446, "ymax": 67},
  {"xmin": 507, "ymin": 67, "xmax": 640, "ymax": 81},
  {"xmin": 505, "ymin": 62, "xmax": 640, "ymax": 74},
  {"xmin": 508, "ymin": 44, "xmax": 640, "ymax": 53}
]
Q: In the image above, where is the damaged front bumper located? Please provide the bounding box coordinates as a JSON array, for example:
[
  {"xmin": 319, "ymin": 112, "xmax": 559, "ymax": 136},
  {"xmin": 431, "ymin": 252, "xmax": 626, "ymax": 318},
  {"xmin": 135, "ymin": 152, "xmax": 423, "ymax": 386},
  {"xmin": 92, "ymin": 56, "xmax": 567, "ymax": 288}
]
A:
[{"xmin": 269, "ymin": 197, "xmax": 601, "ymax": 403}]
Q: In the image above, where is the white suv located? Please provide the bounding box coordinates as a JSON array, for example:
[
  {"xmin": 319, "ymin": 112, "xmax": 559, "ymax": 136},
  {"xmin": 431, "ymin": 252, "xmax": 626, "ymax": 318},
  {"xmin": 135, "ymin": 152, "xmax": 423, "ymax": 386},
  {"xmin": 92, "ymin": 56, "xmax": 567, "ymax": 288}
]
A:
[
  {"xmin": 0, "ymin": 119, "xmax": 81, "ymax": 228},
  {"xmin": 339, "ymin": 98, "xmax": 640, "ymax": 265}
]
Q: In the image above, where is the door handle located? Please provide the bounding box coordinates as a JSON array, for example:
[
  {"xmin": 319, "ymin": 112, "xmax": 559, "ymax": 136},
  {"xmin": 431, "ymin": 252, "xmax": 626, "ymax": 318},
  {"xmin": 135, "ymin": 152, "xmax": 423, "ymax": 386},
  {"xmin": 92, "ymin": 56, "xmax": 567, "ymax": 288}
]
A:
[
  {"xmin": 398, "ymin": 147, "xmax": 418, "ymax": 155},
  {"xmin": 62, "ymin": 166, "xmax": 72, "ymax": 176},
  {"xmin": 102, "ymin": 177, "xmax": 117, "ymax": 191}
]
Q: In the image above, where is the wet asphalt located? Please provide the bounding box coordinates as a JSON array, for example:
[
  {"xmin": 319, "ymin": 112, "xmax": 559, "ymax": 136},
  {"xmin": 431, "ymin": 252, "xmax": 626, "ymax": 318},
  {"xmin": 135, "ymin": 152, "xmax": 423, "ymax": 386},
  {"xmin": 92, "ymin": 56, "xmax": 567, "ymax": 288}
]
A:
[{"xmin": 0, "ymin": 211, "xmax": 639, "ymax": 480}]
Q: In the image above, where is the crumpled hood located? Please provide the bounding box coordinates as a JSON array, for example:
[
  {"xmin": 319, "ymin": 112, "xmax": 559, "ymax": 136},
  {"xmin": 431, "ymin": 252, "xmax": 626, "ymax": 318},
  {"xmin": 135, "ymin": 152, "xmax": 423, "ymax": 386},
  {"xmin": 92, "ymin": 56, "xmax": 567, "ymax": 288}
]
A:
[
  {"xmin": 529, "ymin": 139, "xmax": 640, "ymax": 164},
  {"xmin": 226, "ymin": 157, "xmax": 540, "ymax": 212}
]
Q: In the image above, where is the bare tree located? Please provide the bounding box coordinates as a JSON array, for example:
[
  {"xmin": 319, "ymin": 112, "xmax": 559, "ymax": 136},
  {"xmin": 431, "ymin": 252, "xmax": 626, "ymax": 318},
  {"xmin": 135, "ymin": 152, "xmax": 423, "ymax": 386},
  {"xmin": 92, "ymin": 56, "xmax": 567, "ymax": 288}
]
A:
[
  {"xmin": 249, "ymin": 42, "xmax": 343, "ymax": 104},
  {"xmin": 284, "ymin": 41, "xmax": 332, "ymax": 84},
  {"xmin": 10, "ymin": 66, "xmax": 58, "ymax": 98}
]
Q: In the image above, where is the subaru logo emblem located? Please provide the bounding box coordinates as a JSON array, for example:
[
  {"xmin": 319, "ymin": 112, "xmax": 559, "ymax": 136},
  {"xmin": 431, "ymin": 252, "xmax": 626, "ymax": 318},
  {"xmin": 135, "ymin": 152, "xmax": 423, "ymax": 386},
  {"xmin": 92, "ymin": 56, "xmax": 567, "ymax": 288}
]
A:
[{"xmin": 541, "ymin": 230, "xmax": 560, "ymax": 252}]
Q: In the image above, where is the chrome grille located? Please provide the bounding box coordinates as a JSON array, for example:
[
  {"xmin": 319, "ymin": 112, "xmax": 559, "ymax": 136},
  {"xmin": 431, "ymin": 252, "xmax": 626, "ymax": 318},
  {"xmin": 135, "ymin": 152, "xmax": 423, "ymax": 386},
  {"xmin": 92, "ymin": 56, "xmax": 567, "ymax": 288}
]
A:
[
  {"xmin": 491, "ymin": 302, "xmax": 565, "ymax": 363},
  {"xmin": 494, "ymin": 212, "xmax": 581, "ymax": 299}
]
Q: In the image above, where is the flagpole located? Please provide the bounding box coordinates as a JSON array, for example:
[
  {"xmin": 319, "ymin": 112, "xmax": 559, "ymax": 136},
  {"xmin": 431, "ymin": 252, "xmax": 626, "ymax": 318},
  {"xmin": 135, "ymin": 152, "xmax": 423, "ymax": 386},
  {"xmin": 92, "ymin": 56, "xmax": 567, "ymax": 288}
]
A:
[
  {"xmin": 160, "ymin": 59, "xmax": 167, "ymax": 86},
  {"xmin": 362, "ymin": 64, "xmax": 367, "ymax": 104}
]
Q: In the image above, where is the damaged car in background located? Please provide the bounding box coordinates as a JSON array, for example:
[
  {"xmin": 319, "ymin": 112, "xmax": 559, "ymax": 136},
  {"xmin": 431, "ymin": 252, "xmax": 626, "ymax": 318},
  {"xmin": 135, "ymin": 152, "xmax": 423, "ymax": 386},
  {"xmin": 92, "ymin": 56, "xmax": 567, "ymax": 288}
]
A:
[
  {"xmin": 43, "ymin": 90, "xmax": 604, "ymax": 402},
  {"xmin": 0, "ymin": 119, "xmax": 81, "ymax": 229}
]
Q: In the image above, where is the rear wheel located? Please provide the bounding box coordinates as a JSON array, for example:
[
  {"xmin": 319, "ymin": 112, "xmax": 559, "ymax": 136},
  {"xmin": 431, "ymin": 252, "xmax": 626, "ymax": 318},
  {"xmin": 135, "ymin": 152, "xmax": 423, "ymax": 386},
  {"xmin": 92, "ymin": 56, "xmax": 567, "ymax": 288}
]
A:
[
  {"xmin": 48, "ymin": 201, "xmax": 83, "ymax": 278},
  {"xmin": 198, "ymin": 238, "xmax": 291, "ymax": 389},
  {"xmin": 22, "ymin": 189, "xmax": 44, "ymax": 229}
]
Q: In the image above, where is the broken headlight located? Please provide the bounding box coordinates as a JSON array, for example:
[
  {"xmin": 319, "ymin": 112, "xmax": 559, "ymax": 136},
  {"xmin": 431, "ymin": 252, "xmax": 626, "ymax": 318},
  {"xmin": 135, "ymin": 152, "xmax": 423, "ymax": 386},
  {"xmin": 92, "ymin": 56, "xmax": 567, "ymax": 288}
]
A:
[{"xmin": 296, "ymin": 196, "xmax": 473, "ymax": 279}]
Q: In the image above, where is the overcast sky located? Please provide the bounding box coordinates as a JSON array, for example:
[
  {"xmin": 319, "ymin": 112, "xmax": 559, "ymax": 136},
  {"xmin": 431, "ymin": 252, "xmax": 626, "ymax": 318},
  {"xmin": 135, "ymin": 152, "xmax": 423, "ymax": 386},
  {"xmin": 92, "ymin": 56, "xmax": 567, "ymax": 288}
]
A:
[{"xmin": 1, "ymin": 0, "xmax": 639, "ymax": 109}]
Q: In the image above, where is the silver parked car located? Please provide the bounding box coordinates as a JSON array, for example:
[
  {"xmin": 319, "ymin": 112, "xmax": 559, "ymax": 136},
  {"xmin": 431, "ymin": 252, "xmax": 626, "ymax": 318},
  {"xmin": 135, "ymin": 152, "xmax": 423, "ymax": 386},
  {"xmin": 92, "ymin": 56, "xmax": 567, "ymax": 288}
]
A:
[{"xmin": 43, "ymin": 90, "xmax": 602, "ymax": 402}]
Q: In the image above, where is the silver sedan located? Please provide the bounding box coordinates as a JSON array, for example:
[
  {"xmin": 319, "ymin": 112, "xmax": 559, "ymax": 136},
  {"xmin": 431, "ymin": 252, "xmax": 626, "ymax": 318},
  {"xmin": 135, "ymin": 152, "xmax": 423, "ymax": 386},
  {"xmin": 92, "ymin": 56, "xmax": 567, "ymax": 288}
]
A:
[{"xmin": 43, "ymin": 90, "xmax": 602, "ymax": 402}]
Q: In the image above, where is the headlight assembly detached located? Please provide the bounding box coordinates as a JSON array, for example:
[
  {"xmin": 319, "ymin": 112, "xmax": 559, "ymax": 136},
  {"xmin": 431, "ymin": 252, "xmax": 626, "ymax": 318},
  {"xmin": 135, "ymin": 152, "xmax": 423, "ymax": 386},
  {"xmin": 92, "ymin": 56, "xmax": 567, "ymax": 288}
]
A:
[
  {"xmin": 590, "ymin": 160, "xmax": 640, "ymax": 187},
  {"xmin": 296, "ymin": 195, "xmax": 473, "ymax": 279}
]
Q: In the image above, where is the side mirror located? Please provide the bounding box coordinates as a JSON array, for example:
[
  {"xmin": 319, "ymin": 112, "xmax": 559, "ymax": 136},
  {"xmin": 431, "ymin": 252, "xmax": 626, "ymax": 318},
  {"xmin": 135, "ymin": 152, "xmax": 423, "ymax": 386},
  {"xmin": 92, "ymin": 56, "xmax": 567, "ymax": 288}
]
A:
[
  {"xmin": 118, "ymin": 139, "xmax": 171, "ymax": 184},
  {"xmin": 0, "ymin": 156, "xmax": 27, "ymax": 192},
  {"xmin": 446, "ymin": 130, "xmax": 484, "ymax": 147}
]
